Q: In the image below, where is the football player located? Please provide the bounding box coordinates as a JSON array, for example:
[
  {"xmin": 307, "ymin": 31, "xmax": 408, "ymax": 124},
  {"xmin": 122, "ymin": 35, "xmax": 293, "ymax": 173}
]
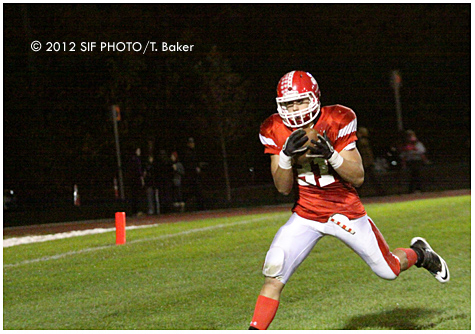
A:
[{"xmin": 249, "ymin": 71, "xmax": 449, "ymax": 330}]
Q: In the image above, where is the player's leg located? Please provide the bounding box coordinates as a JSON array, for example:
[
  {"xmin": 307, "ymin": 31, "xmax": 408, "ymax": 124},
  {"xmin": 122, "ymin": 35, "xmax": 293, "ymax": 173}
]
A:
[
  {"xmin": 249, "ymin": 277, "xmax": 284, "ymax": 330},
  {"xmin": 249, "ymin": 213, "xmax": 324, "ymax": 330},
  {"xmin": 409, "ymin": 237, "xmax": 450, "ymax": 282},
  {"xmin": 384, "ymin": 235, "xmax": 449, "ymax": 282},
  {"xmin": 330, "ymin": 214, "xmax": 449, "ymax": 282},
  {"xmin": 330, "ymin": 214, "xmax": 404, "ymax": 279},
  {"xmin": 392, "ymin": 248, "xmax": 417, "ymax": 271},
  {"xmin": 259, "ymin": 276, "xmax": 285, "ymax": 301}
]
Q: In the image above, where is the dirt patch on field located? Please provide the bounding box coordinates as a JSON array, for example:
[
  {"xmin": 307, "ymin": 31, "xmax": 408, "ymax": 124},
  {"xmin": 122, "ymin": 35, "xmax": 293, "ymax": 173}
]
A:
[{"xmin": 3, "ymin": 189, "xmax": 470, "ymax": 238}]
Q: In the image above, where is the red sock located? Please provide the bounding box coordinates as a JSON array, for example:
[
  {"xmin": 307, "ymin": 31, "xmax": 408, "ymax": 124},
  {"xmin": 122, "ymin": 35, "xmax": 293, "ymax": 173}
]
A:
[
  {"xmin": 396, "ymin": 248, "xmax": 418, "ymax": 269},
  {"xmin": 250, "ymin": 295, "xmax": 280, "ymax": 330}
]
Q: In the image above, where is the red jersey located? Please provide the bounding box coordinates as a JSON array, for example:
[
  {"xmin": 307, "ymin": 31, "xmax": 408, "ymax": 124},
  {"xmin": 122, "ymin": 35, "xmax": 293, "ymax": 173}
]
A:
[{"xmin": 259, "ymin": 104, "xmax": 366, "ymax": 222}]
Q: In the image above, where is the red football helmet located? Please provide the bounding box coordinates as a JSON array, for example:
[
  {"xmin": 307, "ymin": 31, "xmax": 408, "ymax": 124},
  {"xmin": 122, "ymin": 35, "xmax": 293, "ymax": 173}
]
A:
[{"xmin": 276, "ymin": 71, "xmax": 321, "ymax": 128}]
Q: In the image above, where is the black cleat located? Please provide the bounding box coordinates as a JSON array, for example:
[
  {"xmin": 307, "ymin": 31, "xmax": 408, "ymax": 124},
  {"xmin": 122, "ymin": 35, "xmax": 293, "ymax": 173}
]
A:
[{"xmin": 411, "ymin": 237, "xmax": 450, "ymax": 283}]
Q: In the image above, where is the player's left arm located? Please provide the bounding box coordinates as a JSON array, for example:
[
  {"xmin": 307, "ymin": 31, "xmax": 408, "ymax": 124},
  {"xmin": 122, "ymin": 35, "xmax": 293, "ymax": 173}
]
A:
[{"xmin": 336, "ymin": 148, "xmax": 365, "ymax": 188}]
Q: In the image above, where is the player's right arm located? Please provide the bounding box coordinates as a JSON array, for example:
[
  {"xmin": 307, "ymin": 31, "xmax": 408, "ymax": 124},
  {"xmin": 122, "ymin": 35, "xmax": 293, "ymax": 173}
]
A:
[
  {"xmin": 260, "ymin": 115, "xmax": 308, "ymax": 196},
  {"xmin": 270, "ymin": 128, "xmax": 308, "ymax": 195},
  {"xmin": 270, "ymin": 154, "xmax": 294, "ymax": 195}
]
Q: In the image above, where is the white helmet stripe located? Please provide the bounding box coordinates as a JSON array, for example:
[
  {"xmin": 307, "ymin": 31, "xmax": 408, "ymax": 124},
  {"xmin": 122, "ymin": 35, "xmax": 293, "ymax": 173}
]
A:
[{"xmin": 280, "ymin": 71, "xmax": 296, "ymax": 95}]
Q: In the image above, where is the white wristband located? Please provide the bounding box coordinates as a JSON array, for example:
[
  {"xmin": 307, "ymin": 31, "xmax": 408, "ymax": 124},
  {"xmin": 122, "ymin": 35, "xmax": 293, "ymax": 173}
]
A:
[
  {"xmin": 328, "ymin": 151, "xmax": 344, "ymax": 169},
  {"xmin": 278, "ymin": 151, "xmax": 293, "ymax": 170}
]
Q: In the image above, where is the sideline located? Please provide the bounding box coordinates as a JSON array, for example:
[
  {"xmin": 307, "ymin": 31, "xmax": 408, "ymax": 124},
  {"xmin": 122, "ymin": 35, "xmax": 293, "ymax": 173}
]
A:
[
  {"xmin": 3, "ymin": 215, "xmax": 280, "ymax": 268},
  {"xmin": 3, "ymin": 189, "xmax": 470, "ymax": 247},
  {"xmin": 2, "ymin": 224, "xmax": 159, "ymax": 248}
]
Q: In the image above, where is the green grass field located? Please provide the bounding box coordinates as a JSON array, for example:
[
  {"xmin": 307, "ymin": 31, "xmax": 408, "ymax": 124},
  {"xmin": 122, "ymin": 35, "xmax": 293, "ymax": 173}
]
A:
[{"xmin": 3, "ymin": 195, "xmax": 471, "ymax": 330}]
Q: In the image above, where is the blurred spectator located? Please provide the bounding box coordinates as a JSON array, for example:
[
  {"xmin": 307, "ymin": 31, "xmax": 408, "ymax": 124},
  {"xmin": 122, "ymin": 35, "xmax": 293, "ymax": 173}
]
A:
[
  {"xmin": 356, "ymin": 127, "xmax": 375, "ymax": 170},
  {"xmin": 170, "ymin": 151, "xmax": 186, "ymax": 212},
  {"xmin": 143, "ymin": 155, "xmax": 158, "ymax": 215},
  {"xmin": 356, "ymin": 127, "xmax": 385, "ymax": 196},
  {"xmin": 3, "ymin": 189, "xmax": 17, "ymax": 210},
  {"xmin": 385, "ymin": 146, "xmax": 402, "ymax": 171},
  {"xmin": 127, "ymin": 147, "xmax": 145, "ymax": 216},
  {"xmin": 399, "ymin": 130, "xmax": 430, "ymax": 193},
  {"xmin": 182, "ymin": 137, "xmax": 205, "ymax": 210},
  {"xmin": 155, "ymin": 149, "xmax": 172, "ymax": 213}
]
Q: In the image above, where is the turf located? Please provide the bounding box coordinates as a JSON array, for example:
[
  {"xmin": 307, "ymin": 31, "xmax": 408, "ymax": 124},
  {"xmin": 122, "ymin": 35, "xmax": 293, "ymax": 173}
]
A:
[{"xmin": 3, "ymin": 195, "xmax": 471, "ymax": 330}]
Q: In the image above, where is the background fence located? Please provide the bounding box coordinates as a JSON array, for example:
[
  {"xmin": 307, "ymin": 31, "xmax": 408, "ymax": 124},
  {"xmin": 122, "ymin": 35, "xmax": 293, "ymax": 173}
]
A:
[{"xmin": 4, "ymin": 160, "xmax": 470, "ymax": 228}]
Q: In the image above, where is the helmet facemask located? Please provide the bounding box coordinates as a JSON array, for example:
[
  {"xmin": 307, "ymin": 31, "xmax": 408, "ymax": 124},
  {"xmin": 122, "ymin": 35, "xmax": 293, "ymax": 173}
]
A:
[{"xmin": 276, "ymin": 91, "xmax": 320, "ymax": 128}]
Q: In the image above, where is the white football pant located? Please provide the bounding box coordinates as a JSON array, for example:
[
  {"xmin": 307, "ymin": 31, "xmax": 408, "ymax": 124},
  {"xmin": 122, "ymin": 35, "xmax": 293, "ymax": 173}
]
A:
[{"xmin": 262, "ymin": 213, "xmax": 400, "ymax": 284}]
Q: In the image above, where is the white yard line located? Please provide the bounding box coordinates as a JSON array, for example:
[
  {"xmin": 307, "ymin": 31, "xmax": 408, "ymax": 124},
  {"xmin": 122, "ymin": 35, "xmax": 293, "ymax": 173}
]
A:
[
  {"xmin": 3, "ymin": 215, "xmax": 279, "ymax": 268},
  {"xmin": 3, "ymin": 224, "xmax": 157, "ymax": 248}
]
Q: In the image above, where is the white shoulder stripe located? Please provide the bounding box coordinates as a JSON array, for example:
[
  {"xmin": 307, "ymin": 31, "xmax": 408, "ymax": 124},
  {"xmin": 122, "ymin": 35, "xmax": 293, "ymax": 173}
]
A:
[
  {"xmin": 259, "ymin": 133, "xmax": 278, "ymax": 147},
  {"xmin": 337, "ymin": 118, "xmax": 357, "ymax": 139}
]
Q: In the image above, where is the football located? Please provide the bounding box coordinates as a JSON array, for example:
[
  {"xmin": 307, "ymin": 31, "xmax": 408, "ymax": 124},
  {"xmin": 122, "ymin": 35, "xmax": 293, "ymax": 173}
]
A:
[
  {"xmin": 303, "ymin": 127, "xmax": 320, "ymax": 147},
  {"xmin": 293, "ymin": 127, "xmax": 320, "ymax": 166}
]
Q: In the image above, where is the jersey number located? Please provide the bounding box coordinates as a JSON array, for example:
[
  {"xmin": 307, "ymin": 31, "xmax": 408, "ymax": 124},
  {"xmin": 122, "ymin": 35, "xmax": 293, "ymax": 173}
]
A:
[{"xmin": 297, "ymin": 158, "xmax": 336, "ymax": 187}]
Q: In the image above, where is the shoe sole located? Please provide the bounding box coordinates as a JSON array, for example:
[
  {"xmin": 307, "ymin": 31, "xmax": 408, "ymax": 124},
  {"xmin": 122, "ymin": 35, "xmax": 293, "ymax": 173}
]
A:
[{"xmin": 411, "ymin": 237, "xmax": 450, "ymax": 283}]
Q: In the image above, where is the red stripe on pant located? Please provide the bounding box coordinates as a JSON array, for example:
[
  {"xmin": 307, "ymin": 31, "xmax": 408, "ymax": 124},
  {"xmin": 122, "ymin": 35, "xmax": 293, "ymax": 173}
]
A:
[{"xmin": 368, "ymin": 218, "xmax": 401, "ymax": 277}]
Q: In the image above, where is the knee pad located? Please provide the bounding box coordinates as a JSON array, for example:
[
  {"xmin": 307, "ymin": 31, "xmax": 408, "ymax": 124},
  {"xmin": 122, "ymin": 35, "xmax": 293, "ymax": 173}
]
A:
[{"xmin": 262, "ymin": 247, "xmax": 285, "ymax": 278}]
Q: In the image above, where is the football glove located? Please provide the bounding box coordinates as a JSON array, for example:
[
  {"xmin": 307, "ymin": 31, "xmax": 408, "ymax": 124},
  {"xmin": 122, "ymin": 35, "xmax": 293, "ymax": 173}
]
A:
[
  {"xmin": 307, "ymin": 131, "xmax": 334, "ymax": 159},
  {"xmin": 307, "ymin": 131, "xmax": 344, "ymax": 169},
  {"xmin": 282, "ymin": 128, "xmax": 308, "ymax": 157}
]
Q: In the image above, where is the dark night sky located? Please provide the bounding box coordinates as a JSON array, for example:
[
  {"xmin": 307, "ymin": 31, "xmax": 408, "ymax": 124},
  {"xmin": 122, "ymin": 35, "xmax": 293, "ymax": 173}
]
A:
[{"xmin": 3, "ymin": 4, "xmax": 471, "ymax": 201}]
